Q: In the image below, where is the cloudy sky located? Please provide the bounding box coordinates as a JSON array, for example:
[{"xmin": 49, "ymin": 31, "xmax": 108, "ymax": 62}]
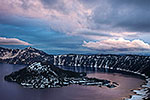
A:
[{"xmin": 0, "ymin": 0, "xmax": 150, "ymax": 54}]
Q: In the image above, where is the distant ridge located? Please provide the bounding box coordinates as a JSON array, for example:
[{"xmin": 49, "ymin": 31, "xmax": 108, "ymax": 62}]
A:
[
  {"xmin": 0, "ymin": 46, "xmax": 150, "ymax": 77},
  {"xmin": 0, "ymin": 46, "xmax": 53, "ymax": 65}
]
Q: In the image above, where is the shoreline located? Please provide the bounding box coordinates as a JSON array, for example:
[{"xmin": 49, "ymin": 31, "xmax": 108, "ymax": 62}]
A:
[
  {"xmin": 125, "ymin": 78, "xmax": 150, "ymax": 100},
  {"xmin": 111, "ymin": 68, "xmax": 150, "ymax": 100},
  {"xmin": 120, "ymin": 72, "xmax": 150, "ymax": 100},
  {"xmin": 101, "ymin": 68, "xmax": 150, "ymax": 100},
  {"xmin": 95, "ymin": 67, "xmax": 150, "ymax": 100},
  {"xmin": 58, "ymin": 66, "xmax": 150, "ymax": 100}
]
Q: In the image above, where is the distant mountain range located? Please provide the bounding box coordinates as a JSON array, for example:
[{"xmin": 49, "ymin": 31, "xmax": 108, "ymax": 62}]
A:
[{"xmin": 0, "ymin": 47, "xmax": 150, "ymax": 77}]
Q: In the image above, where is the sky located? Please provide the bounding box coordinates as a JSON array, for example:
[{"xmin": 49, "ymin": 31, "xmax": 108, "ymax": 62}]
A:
[{"xmin": 0, "ymin": 0, "xmax": 150, "ymax": 55}]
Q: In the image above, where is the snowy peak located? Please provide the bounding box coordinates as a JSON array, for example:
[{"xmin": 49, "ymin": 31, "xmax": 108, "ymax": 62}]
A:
[
  {"xmin": 25, "ymin": 47, "xmax": 35, "ymax": 50},
  {"xmin": 24, "ymin": 47, "xmax": 39, "ymax": 52},
  {"xmin": 0, "ymin": 47, "xmax": 53, "ymax": 64},
  {"xmin": 23, "ymin": 47, "xmax": 46, "ymax": 55}
]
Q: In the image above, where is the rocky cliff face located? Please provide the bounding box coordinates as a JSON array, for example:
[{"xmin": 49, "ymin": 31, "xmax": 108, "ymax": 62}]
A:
[
  {"xmin": 0, "ymin": 47, "xmax": 150, "ymax": 77},
  {"xmin": 54, "ymin": 54, "xmax": 150, "ymax": 77}
]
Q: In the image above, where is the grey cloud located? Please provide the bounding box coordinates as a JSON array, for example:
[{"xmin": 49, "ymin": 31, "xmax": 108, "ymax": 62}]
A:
[
  {"xmin": 0, "ymin": 37, "xmax": 31, "ymax": 45},
  {"xmin": 40, "ymin": 0, "xmax": 58, "ymax": 5},
  {"xmin": 40, "ymin": 0, "xmax": 69, "ymax": 14},
  {"xmin": 83, "ymin": 0, "xmax": 150, "ymax": 33},
  {"xmin": 1, "ymin": 0, "xmax": 150, "ymax": 39},
  {"xmin": 37, "ymin": 0, "xmax": 150, "ymax": 33}
]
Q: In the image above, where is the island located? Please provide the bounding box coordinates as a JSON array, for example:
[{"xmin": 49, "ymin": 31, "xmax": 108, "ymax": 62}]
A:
[{"xmin": 4, "ymin": 62, "xmax": 118, "ymax": 89}]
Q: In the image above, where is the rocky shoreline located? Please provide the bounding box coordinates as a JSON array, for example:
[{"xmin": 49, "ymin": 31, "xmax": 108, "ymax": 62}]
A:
[
  {"xmin": 114, "ymin": 69, "xmax": 150, "ymax": 100},
  {"xmin": 4, "ymin": 62, "xmax": 118, "ymax": 89},
  {"xmin": 91, "ymin": 67, "xmax": 150, "ymax": 100},
  {"xmin": 125, "ymin": 78, "xmax": 150, "ymax": 100}
]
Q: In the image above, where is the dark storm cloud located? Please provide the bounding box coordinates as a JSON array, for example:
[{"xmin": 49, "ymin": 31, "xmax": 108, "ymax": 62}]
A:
[
  {"xmin": 81, "ymin": 0, "xmax": 150, "ymax": 33},
  {"xmin": 1, "ymin": 0, "xmax": 150, "ymax": 34},
  {"xmin": 111, "ymin": 0, "xmax": 150, "ymax": 32}
]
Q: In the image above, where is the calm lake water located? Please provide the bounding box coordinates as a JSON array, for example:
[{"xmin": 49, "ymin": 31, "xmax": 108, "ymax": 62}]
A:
[{"xmin": 0, "ymin": 63, "xmax": 145, "ymax": 100}]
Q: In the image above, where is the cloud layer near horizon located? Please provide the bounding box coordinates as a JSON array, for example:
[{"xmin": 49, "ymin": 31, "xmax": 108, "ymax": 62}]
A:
[
  {"xmin": 0, "ymin": 37, "xmax": 31, "ymax": 45},
  {"xmin": 83, "ymin": 38, "xmax": 150, "ymax": 51}
]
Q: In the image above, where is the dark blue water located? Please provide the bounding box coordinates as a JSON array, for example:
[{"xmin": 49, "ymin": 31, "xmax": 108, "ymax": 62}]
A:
[{"xmin": 0, "ymin": 63, "xmax": 145, "ymax": 100}]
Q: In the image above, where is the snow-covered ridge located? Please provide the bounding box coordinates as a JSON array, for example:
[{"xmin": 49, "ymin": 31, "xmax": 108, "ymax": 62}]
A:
[
  {"xmin": 0, "ymin": 47, "xmax": 149, "ymax": 77},
  {"xmin": 0, "ymin": 47, "xmax": 54, "ymax": 64},
  {"xmin": 54, "ymin": 54, "xmax": 150, "ymax": 77}
]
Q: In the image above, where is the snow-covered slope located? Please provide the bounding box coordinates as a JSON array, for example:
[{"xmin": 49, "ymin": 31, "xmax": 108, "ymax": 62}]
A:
[
  {"xmin": 0, "ymin": 47, "xmax": 150, "ymax": 77},
  {"xmin": 54, "ymin": 54, "xmax": 150, "ymax": 77},
  {"xmin": 0, "ymin": 47, "xmax": 53, "ymax": 64}
]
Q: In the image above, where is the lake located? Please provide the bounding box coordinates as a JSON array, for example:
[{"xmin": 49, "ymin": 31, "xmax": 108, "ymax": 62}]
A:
[{"xmin": 0, "ymin": 63, "xmax": 145, "ymax": 100}]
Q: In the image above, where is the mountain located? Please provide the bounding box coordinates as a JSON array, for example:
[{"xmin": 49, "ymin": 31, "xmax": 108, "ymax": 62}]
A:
[
  {"xmin": 0, "ymin": 47, "xmax": 53, "ymax": 65},
  {"xmin": 54, "ymin": 54, "xmax": 150, "ymax": 77},
  {"xmin": 0, "ymin": 47, "xmax": 150, "ymax": 77},
  {"xmin": 4, "ymin": 62, "xmax": 118, "ymax": 88}
]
